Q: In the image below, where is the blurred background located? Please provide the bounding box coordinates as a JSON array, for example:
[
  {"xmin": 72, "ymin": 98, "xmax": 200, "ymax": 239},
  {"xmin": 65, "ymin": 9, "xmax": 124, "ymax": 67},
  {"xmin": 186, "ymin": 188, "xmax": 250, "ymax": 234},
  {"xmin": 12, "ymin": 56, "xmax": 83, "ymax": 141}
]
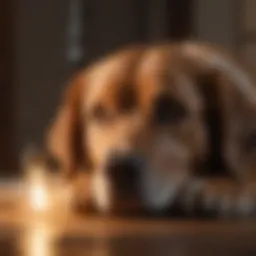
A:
[{"xmin": 1, "ymin": 0, "xmax": 255, "ymax": 177}]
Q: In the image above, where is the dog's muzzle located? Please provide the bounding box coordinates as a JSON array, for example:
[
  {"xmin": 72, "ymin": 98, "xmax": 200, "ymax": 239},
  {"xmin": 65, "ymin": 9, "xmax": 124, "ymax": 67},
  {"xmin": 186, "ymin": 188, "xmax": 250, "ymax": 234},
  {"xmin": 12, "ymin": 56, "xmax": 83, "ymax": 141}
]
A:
[
  {"xmin": 106, "ymin": 154, "xmax": 142, "ymax": 197},
  {"xmin": 92, "ymin": 154, "xmax": 143, "ymax": 214}
]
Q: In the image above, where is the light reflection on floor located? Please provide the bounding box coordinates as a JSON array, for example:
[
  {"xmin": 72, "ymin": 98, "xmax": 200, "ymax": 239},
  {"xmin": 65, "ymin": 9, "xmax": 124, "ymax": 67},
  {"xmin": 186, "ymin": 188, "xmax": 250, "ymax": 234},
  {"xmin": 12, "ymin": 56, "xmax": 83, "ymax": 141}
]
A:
[
  {"xmin": 21, "ymin": 222, "xmax": 56, "ymax": 256},
  {"xmin": 2, "ymin": 215, "xmax": 256, "ymax": 256},
  {"xmin": 1, "ymin": 178, "xmax": 256, "ymax": 256}
]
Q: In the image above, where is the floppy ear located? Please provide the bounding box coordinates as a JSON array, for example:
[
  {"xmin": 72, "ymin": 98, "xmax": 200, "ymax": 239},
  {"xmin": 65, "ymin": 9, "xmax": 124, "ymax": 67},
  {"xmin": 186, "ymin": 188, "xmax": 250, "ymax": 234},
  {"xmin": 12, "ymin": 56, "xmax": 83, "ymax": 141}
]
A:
[
  {"xmin": 219, "ymin": 62, "xmax": 256, "ymax": 178},
  {"xmin": 46, "ymin": 72, "xmax": 92, "ymax": 179},
  {"xmin": 183, "ymin": 43, "xmax": 256, "ymax": 177}
]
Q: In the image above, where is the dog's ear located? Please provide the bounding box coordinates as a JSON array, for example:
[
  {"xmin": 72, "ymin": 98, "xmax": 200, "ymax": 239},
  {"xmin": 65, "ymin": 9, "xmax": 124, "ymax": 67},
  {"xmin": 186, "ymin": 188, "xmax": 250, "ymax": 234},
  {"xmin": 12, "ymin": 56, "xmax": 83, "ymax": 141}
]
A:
[
  {"xmin": 183, "ymin": 43, "xmax": 256, "ymax": 177},
  {"xmin": 219, "ymin": 61, "xmax": 256, "ymax": 178},
  {"xmin": 46, "ymin": 72, "xmax": 92, "ymax": 179}
]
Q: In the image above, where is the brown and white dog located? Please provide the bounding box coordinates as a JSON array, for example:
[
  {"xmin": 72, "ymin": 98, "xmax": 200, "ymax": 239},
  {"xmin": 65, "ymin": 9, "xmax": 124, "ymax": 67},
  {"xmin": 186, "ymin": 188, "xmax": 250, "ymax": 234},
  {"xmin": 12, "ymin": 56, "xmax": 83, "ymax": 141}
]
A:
[{"xmin": 46, "ymin": 42, "xmax": 256, "ymax": 218}]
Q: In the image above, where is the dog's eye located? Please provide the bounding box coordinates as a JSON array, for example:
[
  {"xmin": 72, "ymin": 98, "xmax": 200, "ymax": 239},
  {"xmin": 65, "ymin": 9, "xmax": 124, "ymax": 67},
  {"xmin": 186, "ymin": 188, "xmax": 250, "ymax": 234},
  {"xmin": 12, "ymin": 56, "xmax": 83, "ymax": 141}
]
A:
[
  {"xmin": 243, "ymin": 133, "xmax": 256, "ymax": 152},
  {"xmin": 90, "ymin": 104, "xmax": 113, "ymax": 123},
  {"xmin": 153, "ymin": 94, "xmax": 187, "ymax": 125}
]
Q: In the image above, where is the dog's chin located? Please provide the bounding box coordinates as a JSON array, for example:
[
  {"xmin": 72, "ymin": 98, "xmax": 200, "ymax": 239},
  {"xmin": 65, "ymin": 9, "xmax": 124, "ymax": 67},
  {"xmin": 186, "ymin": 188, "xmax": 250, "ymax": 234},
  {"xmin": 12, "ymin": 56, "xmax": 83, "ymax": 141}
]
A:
[
  {"xmin": 90, "ymin": 169, "xmax": 188, "ymax": 215},
  {"xmin": 141, "ymin": 183, "xmax": 179, "ymax": 212},
  {"xmin": 141, "ymin": 169, "xmax": 189, "ymax": 212},
  {"xmin": 91, "ymin": 173, "xmax": 112, "ymax": 213}
]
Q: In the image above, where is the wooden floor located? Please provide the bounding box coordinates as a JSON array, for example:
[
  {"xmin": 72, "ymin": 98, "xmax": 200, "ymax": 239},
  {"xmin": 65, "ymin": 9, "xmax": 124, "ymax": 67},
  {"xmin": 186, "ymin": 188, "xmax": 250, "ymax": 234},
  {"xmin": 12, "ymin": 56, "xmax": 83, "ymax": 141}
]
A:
[
  {"xmin": 2, "ymin": 214, "xmax": 256, "ymax": 256},
  {"xmin": 1, "ymin": 180, "xmax": 256, "ymax": 256}
]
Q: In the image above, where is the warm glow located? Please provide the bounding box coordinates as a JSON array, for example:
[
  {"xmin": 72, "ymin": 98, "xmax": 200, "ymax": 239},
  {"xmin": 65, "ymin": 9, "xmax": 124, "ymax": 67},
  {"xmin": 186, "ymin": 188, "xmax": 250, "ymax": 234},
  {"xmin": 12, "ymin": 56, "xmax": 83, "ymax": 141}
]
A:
[
  {"xmin": 30, "ymin": 183, "xmax": 49, "ymax": 211},
  {"xmin": 22, "ymin": 223, "xmax": 55, "ymax": 256},
  {"xmin": 26, "ymin": 165, "xmax": 50, "ymax": 213}
]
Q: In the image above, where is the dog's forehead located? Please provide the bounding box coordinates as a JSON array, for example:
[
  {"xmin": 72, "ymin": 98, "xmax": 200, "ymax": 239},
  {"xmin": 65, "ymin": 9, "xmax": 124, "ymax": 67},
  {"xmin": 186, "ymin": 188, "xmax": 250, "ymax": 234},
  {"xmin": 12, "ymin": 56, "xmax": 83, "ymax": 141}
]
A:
[
  {"xmin": 82, "ymin": 44, "xmax": 203, "ymax": 113},
  {"xmin": 138, "ymin": 46, "xmax": 169, "ymax": 75},
  {"xmin": 83, "ymin": 48, "xmax": 144, "ymax": 109},
  {"xmin": 84, "ymin": 45, "xmax": 176, "ymax": 100},
  {"xmin": 85, "ymin": 57, "xmax": 124, "ymax": 107},
  {"xmin": 136, "ymin": 45, "xmax": 203, "ymax": 112}
]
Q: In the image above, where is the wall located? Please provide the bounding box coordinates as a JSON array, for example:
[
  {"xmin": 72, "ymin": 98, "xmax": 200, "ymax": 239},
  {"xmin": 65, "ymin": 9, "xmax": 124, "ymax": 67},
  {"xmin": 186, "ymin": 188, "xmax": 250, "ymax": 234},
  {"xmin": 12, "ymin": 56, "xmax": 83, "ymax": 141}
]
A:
[
  {"xmin": 15, "ymin": 0, "xmax": 73, "ymax": 154},
  {"xmin": 195, "ymin": 0, "xmax": 237, "ymax": 48}
]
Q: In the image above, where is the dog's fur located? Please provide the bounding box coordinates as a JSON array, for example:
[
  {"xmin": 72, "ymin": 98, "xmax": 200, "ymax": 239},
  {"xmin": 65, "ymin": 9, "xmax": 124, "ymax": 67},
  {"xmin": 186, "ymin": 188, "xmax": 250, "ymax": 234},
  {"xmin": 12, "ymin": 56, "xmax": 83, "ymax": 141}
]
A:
[{"xmin": 46, "ymin": 42, "xmax": 256, "ymax": 218}]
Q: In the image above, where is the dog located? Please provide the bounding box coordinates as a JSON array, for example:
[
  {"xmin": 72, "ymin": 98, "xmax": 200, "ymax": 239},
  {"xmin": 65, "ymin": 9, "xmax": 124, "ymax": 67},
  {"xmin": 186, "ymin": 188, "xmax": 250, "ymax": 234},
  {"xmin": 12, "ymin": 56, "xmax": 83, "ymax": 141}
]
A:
[{"xmin": 46, "ymin": 42, "xmax": 256, "ymax": 218}]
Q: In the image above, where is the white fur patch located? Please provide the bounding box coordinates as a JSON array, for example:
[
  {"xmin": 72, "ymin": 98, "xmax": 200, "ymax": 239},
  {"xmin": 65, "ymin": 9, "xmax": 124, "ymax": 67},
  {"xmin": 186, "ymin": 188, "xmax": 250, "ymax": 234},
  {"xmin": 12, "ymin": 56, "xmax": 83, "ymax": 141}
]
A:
[
  {"xmin": 141, "ymin": 170, "xmax": 184, "ymax": 210},
  {"xmin": 141, "ymin": 136, "xmax": 189, "ymax": 210},
  {"xmin": 91, "ymin": 173, "xmax": 112, "ymax": 213}
]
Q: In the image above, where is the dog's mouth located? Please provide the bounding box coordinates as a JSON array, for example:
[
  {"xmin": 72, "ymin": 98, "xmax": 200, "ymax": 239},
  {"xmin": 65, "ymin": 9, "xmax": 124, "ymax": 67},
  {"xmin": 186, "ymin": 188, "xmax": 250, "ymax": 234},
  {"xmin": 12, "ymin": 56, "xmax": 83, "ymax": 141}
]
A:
[
  {"xmin": 69, "ymin": 152, "xmax": 190, "ymax": 216},
  {"xmin": 86, "ymin": 167, "xmax": 188, "ymax": 216},
  {"xmin": 90, "ymin": 171, "xmax": 141, "ymax": 215}
]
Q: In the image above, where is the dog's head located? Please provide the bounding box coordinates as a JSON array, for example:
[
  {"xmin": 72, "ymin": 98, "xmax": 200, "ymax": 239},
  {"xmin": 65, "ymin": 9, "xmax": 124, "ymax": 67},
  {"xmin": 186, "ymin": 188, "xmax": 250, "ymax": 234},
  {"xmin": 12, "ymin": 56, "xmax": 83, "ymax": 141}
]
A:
[
  {"xmin": 46, "ymin": 42, "xmax": 256, "ymax": 214},
  {"xmin": 82, "ymin": 45, "xmax": 208, "ymax": 213}
]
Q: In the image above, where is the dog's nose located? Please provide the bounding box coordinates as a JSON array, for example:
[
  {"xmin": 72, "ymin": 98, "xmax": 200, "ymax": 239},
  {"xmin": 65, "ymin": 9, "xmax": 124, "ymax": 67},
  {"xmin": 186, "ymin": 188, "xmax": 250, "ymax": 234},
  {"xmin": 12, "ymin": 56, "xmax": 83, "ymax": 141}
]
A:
[{"xmin": 106, "ymin": 155, "xmax": 141, "ymax": 194}]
